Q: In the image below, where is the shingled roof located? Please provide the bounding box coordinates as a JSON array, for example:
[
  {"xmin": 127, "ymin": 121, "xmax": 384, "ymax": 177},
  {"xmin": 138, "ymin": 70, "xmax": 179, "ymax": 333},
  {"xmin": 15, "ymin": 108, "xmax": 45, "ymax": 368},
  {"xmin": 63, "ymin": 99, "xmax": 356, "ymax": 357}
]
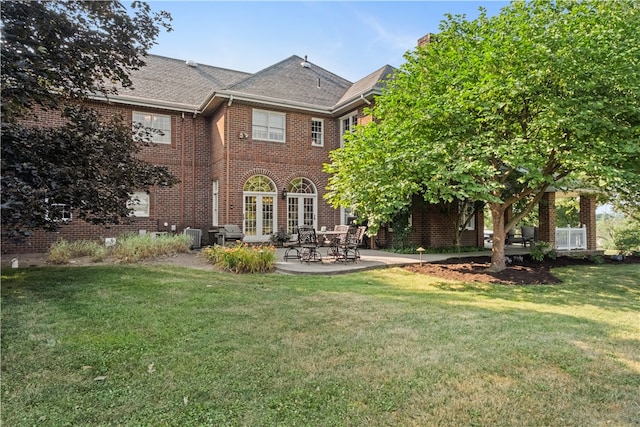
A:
[
  {"xmin": 109, "ymin": 55, "xmax": 251, "ymax": 110},
  {"xmin": 108, "ymin": 54, "xmax": 395, "ymax": 115},
  {"xmin": 224, "ymin": 55, "xmax": 353, "ymax": 108}
]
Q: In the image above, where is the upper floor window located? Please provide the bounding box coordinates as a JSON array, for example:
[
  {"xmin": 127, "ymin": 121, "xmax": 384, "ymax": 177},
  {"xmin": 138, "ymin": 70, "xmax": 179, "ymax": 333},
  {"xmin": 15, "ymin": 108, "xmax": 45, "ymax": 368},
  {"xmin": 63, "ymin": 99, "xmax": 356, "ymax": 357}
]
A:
[
  {"xmin": 311, "ymin": 118, "xmax": 324, "ymax": 147},
  {"xmin": 252, "ymin": 109, "xmax": 285, "ymax": 142},
  {"xmin": 127, "ymin": 192, "xmax": 150, "ymax": 217},
  {"xmin": 340, "ymin": 112, "xmax": 358, "ymax": 146},
  {"xmin": 133, "ymin": 112, "xmax": 171, "ymax": 144}
]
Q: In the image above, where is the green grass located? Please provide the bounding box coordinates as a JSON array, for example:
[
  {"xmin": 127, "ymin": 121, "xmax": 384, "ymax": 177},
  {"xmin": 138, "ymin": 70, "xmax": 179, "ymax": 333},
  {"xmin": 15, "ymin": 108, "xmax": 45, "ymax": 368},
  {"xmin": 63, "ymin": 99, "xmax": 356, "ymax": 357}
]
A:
[{"xmin": 2, "ymin": 263, "xmax": 639, "ymax": 426}]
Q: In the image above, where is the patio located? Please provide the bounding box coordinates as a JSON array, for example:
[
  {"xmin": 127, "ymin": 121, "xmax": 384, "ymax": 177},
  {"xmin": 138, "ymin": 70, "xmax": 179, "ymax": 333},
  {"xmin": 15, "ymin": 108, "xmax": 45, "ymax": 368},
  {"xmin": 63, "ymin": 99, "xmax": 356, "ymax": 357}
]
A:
[{"xmin": 274, "ymin": 246, "xmax": 531, "ymax": 275}]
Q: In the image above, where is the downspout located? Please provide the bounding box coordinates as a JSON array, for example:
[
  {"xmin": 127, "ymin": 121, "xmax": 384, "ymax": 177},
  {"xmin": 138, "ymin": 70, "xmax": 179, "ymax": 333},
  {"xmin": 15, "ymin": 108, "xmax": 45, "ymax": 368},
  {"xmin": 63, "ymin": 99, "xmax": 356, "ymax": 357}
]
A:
[
  {"xmin": 192, "ymin": 112, "xmax": 197, "ymax": 226},
  {"xmin": 225, "ymin": 104, "xmax": 230, "ymax": 223},
  {"xmin": 180, "ymin": 111, "xmax": 185, "ymax": 228},
  {"xmin": 360, "ymin": 94, "xmax": 371, "ymax": 105}
]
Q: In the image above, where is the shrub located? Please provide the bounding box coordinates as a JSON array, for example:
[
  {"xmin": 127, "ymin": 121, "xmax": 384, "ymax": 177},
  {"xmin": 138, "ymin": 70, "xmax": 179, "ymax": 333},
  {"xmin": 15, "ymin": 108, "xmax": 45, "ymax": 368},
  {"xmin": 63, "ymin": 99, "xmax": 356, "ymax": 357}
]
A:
[
  {"xmin": 530, "ymin": 241, "xmax": 557, "ymax": 262},
  {"xmin": 610, "ymin": 219, "xmax": 640, "ymax": 255},
  {"xmin": 110, "ymin": 233, "xmax": 191, "ymax": 263},
  {"xmin": 269, "ymin": 227, "xmax": 292, "ymax": 247},
  {"xmin": 46, "ymin": 233, "xmax": 191, "ymax": 264},
  {"xmin": 589, "ymin": 255, "xmax": 605, "ymax": 265},
  {"xmin": 47, "ymin": 239, "xmax": 105, "ymax": 264},
  {"xmin": 203, "ymin": 244, "xmax": 276, "ymax": 273}
]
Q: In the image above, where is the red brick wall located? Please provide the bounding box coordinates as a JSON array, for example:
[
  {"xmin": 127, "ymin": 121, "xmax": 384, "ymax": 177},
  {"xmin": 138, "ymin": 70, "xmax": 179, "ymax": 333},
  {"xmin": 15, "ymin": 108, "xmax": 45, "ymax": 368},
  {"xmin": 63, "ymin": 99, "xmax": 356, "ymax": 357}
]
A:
[
  {"xmin": 2, "ymin": 101, "xmax": 213, "ymax": 253},
  {"xmin": 579, "ymin": 195, "xmax": 597, "ymax": 250},
  {"xmin": 409, "ymin": 197, "xmax": 483, "ymax": 248},
  {"xmin": 538, "ymin": 192, "xmax": 556, "ymax": 246},
  {"xmin": 216, "ymin": 102, "xmax": 356, "ymax": 232}
]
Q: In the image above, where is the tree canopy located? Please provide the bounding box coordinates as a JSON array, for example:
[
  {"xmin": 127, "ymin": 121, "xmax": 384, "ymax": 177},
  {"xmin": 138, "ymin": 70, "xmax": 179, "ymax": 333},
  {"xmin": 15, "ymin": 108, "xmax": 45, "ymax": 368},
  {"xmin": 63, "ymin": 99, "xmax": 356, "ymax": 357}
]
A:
[
  {"xmin": 1, "ymin": 1, "xmax": 176, "ymax": 238},
  {"xmin": 325, "ymin": 0, "xmax": 640, "ymax": 271}
]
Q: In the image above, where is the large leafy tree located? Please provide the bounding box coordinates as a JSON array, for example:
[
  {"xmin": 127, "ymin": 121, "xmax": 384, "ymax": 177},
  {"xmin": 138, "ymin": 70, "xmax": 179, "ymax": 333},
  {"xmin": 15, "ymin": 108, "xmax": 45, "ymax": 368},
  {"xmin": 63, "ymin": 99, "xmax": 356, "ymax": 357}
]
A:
[
  {"xmin": 325, "ymin": 0, "xmax": 640, "ymax": 271},
  {"xmin": 1, "ymin": 1, "xmax": 176, "ymax": 238}
]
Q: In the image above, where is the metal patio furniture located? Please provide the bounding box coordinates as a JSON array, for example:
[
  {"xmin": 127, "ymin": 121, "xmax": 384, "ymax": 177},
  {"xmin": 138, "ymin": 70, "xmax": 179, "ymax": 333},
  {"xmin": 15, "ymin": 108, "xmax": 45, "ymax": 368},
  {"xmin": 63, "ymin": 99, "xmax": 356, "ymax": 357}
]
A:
[
  {"xmin": 325, "ymin": 225, "xmax": 350, "ymax": 259},
  {"xmin": 297, "ymin": 226, "xmax": 322, "ymax": 264},
  {"xmin": 338, "ymin": 226, "xmax": 366, "ymax": 263}
]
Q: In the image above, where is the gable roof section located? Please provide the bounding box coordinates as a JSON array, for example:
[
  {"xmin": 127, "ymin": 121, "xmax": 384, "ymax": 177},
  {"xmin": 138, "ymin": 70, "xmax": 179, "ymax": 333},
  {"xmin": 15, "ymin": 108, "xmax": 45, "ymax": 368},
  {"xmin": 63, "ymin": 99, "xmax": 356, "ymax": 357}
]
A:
[
  {"xmin": 336, "ymin": 64, "xmax": 395, "ymax": 106},
  {"xmin": 223, "ymin": 55, "xmax": 352, "ymax": 109},
  {"xmin": 333, "ymin": 64, "xmax": 396, "ymax": 115}
]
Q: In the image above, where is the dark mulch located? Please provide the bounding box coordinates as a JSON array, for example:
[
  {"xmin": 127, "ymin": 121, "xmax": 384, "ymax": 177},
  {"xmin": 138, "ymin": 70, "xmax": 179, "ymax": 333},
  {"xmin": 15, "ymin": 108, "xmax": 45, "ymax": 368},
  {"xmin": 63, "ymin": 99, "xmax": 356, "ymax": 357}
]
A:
[{"xmin": 404, "ymin": 254, "xmax": 640, "ymax": 285}]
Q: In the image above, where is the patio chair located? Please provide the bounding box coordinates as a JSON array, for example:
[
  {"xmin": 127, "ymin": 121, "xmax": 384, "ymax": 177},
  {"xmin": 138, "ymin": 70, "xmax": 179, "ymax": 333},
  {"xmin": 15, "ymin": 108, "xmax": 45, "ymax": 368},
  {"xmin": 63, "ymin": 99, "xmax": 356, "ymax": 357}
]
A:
[
  {"xmin": 521, "ymin": 226, "xmax": 535, "ymax": 247},
  {"xmin": 326, "ymin": 225, "xmax": 349, "ymax": 259},
  {"xmin": 507, "ymin": 226, "xmax": 535, "ymax": 247},
  {"xmin": 283, "ymin": 228, "xmax": 301, "ymax": 260},
  {"xmin": 338, "ymin": 225, "xmax": 366, "ymax": 263},
  {"xmin": 297, "ymin": 226, "xmax": 322, "ymax": 264}
]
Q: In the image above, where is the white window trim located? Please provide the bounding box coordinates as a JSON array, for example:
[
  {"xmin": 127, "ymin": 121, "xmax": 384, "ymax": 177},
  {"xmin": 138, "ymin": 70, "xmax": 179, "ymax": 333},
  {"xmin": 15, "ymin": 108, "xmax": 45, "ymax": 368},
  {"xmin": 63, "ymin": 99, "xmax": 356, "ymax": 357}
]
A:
[
  {"xmin": 339, "ymin": 112, "xmax": 358, "ymax": 147},
  {"xmin": 44, "ymin": 198, "xmax": 72, "ymax": 222},
  {"xmin": 252, "ymin": 109, "xmax": 286, "ymax": 143},
  {"xmin": 212, "ymin": 180, "xmax": 219, "ymax": 227},
  {"xmin": 311, "ymin": 118, "xmax": 324, "ymax": 147},
  {"xmin": 128, "ymin": 192, "xmax": 150, "ymax": 217},
  {"xmin": 133, "ymin": 111, "xmax": 172, "ymax": 144}
]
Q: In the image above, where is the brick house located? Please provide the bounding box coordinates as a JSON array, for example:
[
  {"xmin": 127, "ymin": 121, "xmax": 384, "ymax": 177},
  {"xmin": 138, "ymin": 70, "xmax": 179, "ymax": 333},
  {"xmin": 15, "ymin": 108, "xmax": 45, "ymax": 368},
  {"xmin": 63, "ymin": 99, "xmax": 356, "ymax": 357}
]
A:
[{"xmin": 3, "ymin": 51, "xmax": 594, "ymax": 253}]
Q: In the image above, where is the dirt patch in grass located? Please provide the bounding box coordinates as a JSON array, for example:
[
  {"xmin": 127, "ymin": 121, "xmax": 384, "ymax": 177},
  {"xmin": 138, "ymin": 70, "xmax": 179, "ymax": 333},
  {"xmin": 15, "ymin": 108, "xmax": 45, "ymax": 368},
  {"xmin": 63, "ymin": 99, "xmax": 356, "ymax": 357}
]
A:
[{"xmin": 405, "ymin": 255, "xmax": 640, "ymax": 285}]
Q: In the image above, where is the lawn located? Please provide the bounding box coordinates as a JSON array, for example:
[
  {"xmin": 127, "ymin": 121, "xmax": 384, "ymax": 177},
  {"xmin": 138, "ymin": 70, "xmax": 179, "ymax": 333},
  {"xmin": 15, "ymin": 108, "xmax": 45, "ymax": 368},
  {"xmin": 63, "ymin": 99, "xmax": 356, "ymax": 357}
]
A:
[{"xmin": 2, "ymin": 263, "xmax": 639, "ymax": 426}]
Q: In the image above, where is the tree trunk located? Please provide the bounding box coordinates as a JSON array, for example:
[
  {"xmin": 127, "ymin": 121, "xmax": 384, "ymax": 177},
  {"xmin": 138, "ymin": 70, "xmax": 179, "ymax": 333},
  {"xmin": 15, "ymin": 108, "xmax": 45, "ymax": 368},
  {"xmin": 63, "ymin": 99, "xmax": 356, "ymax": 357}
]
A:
[{"xmin": 488, "ymin": 203, "xmax": 507, "ymax": 272}]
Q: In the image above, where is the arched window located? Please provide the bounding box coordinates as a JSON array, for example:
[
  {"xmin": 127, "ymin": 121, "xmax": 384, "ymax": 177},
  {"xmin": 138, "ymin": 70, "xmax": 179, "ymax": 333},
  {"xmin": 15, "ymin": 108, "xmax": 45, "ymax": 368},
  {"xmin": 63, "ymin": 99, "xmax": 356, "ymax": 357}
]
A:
[
  {"xmin": 288, "ymin": 177, "xmax": 315, "ymax": 194},
  {"xmin": 244, "ymin": 175, "xmax": 276, "ymax": 192}
]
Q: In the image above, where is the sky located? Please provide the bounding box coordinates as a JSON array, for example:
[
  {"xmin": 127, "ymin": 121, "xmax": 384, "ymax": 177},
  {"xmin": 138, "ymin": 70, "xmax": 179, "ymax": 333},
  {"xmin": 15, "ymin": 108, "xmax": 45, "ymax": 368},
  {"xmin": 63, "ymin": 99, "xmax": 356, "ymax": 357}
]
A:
[{"xmin": 147, "ymin": 1, "xmax": 509, "ymax": 82}]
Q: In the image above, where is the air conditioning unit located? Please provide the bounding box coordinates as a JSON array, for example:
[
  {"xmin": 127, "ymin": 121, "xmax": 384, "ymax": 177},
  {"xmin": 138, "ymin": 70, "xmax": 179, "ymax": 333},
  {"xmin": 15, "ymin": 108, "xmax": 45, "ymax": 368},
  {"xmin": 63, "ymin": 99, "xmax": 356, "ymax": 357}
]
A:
[{"xmin": 183, "ymin": 228, "xmax": 202, "ymax": 249}]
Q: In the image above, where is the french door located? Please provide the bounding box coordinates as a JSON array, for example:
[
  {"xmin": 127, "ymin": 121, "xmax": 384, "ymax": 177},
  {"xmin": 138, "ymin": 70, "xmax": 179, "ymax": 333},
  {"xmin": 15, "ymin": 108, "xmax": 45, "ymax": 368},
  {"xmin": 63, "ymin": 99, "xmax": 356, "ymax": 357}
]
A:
[
  {"xmin": 243, "ymin": 175, "xmax": 276, "ymax": 242},
  {"xmin": 244, "ymin": 194, "xmax": 275, "ymax": 242},
  {"xmin": 287, "ymin": 195, "xmax": 316, "ymax": 233}
]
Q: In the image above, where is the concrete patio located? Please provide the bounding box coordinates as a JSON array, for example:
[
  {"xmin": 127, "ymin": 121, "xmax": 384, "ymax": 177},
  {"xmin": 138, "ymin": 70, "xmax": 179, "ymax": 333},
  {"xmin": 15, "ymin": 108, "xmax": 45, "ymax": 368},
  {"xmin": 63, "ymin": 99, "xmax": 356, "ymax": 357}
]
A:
[{"xmin": 274, "ymin": 246, "xmax": 531, "ymax": 275}]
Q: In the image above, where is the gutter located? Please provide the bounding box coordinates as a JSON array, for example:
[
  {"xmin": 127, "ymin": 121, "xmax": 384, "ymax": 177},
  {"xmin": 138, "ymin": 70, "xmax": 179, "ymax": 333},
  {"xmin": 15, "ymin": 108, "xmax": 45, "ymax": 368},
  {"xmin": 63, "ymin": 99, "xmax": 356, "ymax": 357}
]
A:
[
  {"xmin": 94, "ymin": 86, "xmax": 380, "ymax": 118},
  {"xmin": 90, "ymin": 94, "xmax": 200, "ymax": 113}
]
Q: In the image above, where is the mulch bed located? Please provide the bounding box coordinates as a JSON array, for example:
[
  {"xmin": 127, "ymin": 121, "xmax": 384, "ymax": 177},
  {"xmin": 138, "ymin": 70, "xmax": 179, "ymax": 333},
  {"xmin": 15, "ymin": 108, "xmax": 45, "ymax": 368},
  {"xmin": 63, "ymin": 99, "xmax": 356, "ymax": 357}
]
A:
[{"xmin": 404, "ymin": 254, "xmax": 640, "ymax": 285}]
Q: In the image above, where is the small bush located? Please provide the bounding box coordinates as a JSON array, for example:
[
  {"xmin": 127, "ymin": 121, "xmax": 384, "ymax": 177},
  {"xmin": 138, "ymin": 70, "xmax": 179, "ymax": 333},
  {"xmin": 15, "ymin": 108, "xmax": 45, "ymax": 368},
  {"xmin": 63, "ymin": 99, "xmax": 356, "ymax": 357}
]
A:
[
  {"xmin": 110, "ymin": 233, "xmax": 191, "ymax": 263},
  {"xmin": 46, "ymin": 234, "xmax": 191, "ymax": 264},
  {"xmin": 203, "ymin": 244, "xmax": 276, "ymax": 273},
  {"xmin": 530, "ymin": 241, "xmax": 557, "ymax": 262},
  {"xmin": 47, "ymin": 239, "xmax": 105, "ymax": 264},
  {"xmin": 589, "ymin": 255, "xmax": 605, "ymax": 265}
]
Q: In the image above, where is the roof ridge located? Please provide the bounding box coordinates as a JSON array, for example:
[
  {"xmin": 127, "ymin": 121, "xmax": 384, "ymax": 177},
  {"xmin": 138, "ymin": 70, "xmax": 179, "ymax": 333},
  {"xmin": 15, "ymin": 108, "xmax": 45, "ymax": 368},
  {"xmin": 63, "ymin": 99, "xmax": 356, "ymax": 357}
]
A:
[{"xmin": 145, "ymin": 53, "xmax": 252, "ymax": 76}]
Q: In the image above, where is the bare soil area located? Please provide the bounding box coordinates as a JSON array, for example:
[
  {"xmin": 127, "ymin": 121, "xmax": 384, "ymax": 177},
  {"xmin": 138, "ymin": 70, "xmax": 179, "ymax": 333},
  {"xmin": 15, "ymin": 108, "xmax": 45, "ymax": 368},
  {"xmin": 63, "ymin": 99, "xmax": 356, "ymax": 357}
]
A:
[{"xmin": 405, "ymin": 254, "xmax": 640, "ymax": 285}]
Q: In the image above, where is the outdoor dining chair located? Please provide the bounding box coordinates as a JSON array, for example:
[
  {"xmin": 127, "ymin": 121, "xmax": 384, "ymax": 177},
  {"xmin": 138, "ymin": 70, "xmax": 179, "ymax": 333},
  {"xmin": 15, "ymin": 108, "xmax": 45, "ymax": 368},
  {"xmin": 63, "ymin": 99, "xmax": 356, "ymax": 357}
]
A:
[
  {"xmin": 297, "ymin": 226, "xmax": 322, "ymax": 264},
  {"xmin": 339, "ymin": 225, "xmax": 366, "ymax": 263}
]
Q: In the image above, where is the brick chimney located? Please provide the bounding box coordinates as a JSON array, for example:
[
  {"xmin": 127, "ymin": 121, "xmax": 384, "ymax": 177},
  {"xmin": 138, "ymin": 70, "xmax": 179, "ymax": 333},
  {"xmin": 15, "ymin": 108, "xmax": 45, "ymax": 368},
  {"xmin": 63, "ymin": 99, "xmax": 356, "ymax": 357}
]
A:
[{"xmin": 418, "ymin": 33, "xmax": 434, "ymax": 47}]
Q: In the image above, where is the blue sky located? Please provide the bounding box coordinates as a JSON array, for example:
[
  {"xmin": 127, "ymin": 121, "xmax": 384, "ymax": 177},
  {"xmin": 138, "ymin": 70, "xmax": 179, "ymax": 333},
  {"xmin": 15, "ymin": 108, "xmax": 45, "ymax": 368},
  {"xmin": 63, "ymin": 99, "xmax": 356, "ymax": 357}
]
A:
[{"xmin": 147, "ymin": 1, "xmax": 509, "ymax": 82}]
